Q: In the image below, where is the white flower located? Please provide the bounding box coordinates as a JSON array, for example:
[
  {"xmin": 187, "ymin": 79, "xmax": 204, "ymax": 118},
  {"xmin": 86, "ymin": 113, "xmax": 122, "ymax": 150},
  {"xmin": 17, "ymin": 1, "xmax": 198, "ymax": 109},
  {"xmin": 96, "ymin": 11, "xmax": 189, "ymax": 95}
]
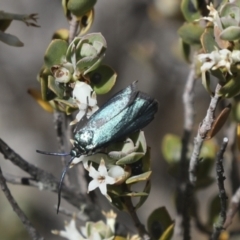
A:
[
  {"xmin": 70, "ymin": 81, "xmax": 99, "ymax": 125},
  {"xmin": 196, "ymin": 3, "xmax": 222, "ymax": 29},
  {"xmin": 52, "ymin": 217, "xmax": 115, "ymax": 240},
  {"xmin": 198, "ymin": 49, "xmax": 233, "ymax": 74},
  {"xmin": 51, "ymin": 66, "xmax": 72, "ymax": 83},
  {"xmin": 88, "ymin": 159, "xmax": 116, "ymax": 201},
  {"xmin": 102, "ymin": 210, "xmax": 117, "ymax": 233},
  {"xmin": 70, "ymin": 155, "xmax": 89, "ymax": 169},
  {"xmin": 52, "ymin": 218, "xmax": 84, "ymax": 240}
]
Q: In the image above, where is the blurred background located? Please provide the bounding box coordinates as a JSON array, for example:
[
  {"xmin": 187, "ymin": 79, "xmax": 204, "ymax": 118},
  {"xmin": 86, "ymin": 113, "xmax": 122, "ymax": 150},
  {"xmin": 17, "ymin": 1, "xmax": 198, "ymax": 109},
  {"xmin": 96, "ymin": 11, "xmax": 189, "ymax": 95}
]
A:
[{"xmin": 0, "ymin": 0, "xmax": 214, "ymax": 239}]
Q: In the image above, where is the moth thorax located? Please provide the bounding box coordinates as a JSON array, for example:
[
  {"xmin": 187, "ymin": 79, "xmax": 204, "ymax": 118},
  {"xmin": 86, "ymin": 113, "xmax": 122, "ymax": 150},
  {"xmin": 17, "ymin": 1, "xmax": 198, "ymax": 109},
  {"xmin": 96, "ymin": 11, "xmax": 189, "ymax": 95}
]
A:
[{"xmin": 75, "ymin": 130, "xmax": 94, "ymax": 147}]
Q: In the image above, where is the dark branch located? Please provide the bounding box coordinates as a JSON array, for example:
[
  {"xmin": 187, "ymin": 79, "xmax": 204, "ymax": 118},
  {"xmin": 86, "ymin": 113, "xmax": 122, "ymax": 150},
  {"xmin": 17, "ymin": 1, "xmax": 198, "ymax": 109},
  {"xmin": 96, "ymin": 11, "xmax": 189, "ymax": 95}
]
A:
[
  {"xmin": 0, "ymin": 166, "xmax": 44, "ymax": 240},
  {"xmin": 211, "ymin": 138, "xmax": 228, "ymax": 240},
  {"xmin": 0, "ymin": 138, "xmax": 102, "ymax": 221},
  {"xmin": 178, "ymin": 63, "xmax": 196, "ymax": 240}
]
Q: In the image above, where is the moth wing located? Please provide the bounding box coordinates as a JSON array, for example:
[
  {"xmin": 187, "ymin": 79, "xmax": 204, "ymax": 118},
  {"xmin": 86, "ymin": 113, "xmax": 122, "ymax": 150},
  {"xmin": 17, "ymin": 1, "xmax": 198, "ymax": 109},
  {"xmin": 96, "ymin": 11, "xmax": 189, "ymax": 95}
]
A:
[
  {"xmin": 106, "ymin": 92, "xmax": 158, "ymax": 143},
  {"xmin": 89, "ymin": 91, "xmax": 158, "ymax": 149},
  {"xmin": 82, "ymin": 81, "xmax": 138, "ymax": 129}
]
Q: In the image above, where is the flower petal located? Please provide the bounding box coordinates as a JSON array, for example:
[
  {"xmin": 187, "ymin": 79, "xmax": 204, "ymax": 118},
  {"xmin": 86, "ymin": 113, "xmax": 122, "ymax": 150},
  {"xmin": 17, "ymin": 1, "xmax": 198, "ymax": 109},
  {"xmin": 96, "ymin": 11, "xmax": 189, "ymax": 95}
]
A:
[
  {"xmin": 88, "ymin": 179, "xmax": 99, "ymax": 192},
  {"xmin": 105, "ymin": 175, "xmax": 116, "ymax": 185},
  {"xmin": 98, "ymin": 182, "xmax": 107, "ymax": 195},
  {"xmin": 89, "ymin": 164, "xmax": 100, "ymax": 178},
  {"xmin": 98, "ymin": 159, "xmax": 108, "ymax": 176}
]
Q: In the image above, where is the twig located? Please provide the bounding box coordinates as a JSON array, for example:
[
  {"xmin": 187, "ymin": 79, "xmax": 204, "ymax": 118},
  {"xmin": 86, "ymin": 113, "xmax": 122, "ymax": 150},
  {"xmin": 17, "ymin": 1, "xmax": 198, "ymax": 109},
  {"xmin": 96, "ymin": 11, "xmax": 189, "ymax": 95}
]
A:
[
  {"xmin": 211, "ymin": 137, "xmax": 228, "ymax": 240},
  {"xmin": 68, "ymin": 14, "xmax": 79, "ymax": 43},
  {"xmin": 0, "ymin": 138, "xmax": 102, "ymax": 221},
  {"xmin": 224, "ymin": 186, "xmax": 240, "ymax": 229},
  {"xmin": 189, "ymin": 84, "xmax": 222, "ymax": 185},
  {"xmin": 226, "ymin": 122, "xmax": 240, "ymax": 194},
  {"xmin": 123, "ymin": 196, "xmax": 150, "ymax": 240},
  {"xmin": 0, "ymin": 167, "xmax": 44, "ymax": 240},
  {"xmin": 177, "ymin": 63, "xmax": 196, "ymax": 240},
  {"xmin": 183, "ymin": 63, "xmax": 196, "ymax": 132},
  {"xmin": 53, "ymin": 111, "xmax": 71, "ymax": 187}
]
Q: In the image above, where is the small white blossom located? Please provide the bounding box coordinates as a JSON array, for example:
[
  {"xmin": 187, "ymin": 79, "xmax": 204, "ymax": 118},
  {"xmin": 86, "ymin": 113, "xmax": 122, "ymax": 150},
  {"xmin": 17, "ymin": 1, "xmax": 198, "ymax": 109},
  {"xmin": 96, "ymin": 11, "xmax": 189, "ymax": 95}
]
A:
[
  {"xmin": 198, "ymin": 49, "xmax": 234, "ymax": 74},
  {"xmin": 70, "ymin": 155, "xmax": 89, "ymax": 169},
  {"xmin": 102, "ymin": 210, "xmax": 117, "ymax": 233},
  {"xmin": 88, "ymin": 159, "xmax": 116, "ymax": 201},
  {"xmin": 52, "ymin": 218, "xmax": 84, "ymax": 240},
  {"xmin": 70, "ymin": 81, "xmax": 99, "ymax": 125},
  {"xmin": 52, "ymin": 66, "xmax": 72, "ymax": 83},
  {"xmin": 197, "ymin": 3, "xmax": 222, "ymax": 29},
  {"xmin": 52, "ymin": 217, "xmax": 115, "ymax": 240}
]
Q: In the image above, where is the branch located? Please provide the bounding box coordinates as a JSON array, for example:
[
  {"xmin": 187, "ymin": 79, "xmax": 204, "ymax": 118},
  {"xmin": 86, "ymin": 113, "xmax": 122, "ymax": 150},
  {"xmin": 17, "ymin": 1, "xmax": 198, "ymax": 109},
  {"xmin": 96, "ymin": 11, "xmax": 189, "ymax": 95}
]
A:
[
  {"xmin": 189, "ymin": 84, "xmax": 222, "ymax": 185},
  {"xmin": 0, "ymin": 11, "xmax": 39, "ymax": 27},
  {"xmin": 68, "ymin": 14, "xmax": 79, "ymax": 43},
  {"xmin": 124, "ymin": 196, "xmax": 150, "ymax": 240},
  {"xmin": 226, "ymin": 122, "xmax": 240, "ymax": 194},
  {"xmin": 182, "ymin": 63, "xmax": 196, "ymax": 131},
  {"xmin": 223, "ymin": 186, "xmax": 240, "ymax": 229},
  {"xmin": 177, "ymin": 63, "xmax": 197, "ymax": 240},
  {"xmin": 0, "ymin": 138, "xmax": 102, "ymax": 221},
  {"xmin": 211, "ymin": 138, "xmax": 228, "ymax": 240},
  {"xmin": 0, "ymin": 167, "xmax": 44, "ymax": 240},
  {"xmin": 53, "ymin": 111, "xmax": 71, "ymax": 187}
]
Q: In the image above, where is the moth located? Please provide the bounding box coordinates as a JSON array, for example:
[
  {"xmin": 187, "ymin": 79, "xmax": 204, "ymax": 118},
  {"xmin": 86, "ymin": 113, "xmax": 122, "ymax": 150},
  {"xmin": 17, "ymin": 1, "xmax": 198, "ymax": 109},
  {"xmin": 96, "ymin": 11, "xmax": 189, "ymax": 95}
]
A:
[{"xmin": 37, "ymin": 81, "xmax": 158, "ymax": 212}]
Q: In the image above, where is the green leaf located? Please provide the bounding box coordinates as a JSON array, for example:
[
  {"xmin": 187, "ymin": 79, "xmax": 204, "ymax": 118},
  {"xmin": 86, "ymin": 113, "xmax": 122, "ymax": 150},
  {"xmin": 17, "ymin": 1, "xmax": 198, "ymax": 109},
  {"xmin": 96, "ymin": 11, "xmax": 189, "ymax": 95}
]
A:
[
  {"xmin": 161, "ymin": 134, "xmax": 181, "ymax": 163},
  {"xmin": 159, "ymin": 223, "xmax": 175, "ymax": 240},
  {"xmin": 48, "ymin": 76, "xmax": 64, "ymax": 98},
  {"xmin": 181, "ymin": 40, "xmax": 191, "ymax": 63},
  {"xmin": 178, "ymin": 22, "xmax": 204, "ymax": 45},
  {"xmin": 89, "ymin": 65, "xmax": 117, "ymax": 94},
  {"xmin": 44, "ymin": 39, "xmax": 68, "ymax": 68},
  {"xmin": 67, "ymin": 0, "xmax": 97, "ymax": 18},
  {"xmin": 200, "ymin": 140, "xmax": 217, "ymax": 159},
  {"xmin": 126, "ymin": 171, "xmax": 152, "ymax": 184},
  {"xmin": 116, "ymin": 152, "xmax": 144, "ymax": 165},
  {"xmin": 81, "ymin": 32, "xmax": 107, "ymax": 48},
  {"xmin": 147, "ymin": 207, "xmax": 174, "ymax": 240},
  {"xmin": 201, "ymin": 71, "xmax": 213, "ymax": 96},
  {"xmin": 201, "ymin": 27, "xmax": 218, "ymax": 53},
  {"xmin": 220, "ymin": 26, "xmax": 240, "ymax": 41},
  {"xmin": 220, "ymin": 3, "xmax": 240, "ymax": 20},
  {"xmin": 218, "ymin": 76, "xmax": 240, "ymax": 98},
  {"xmin": 0, "ymin": 31, "xmax": 23, "ymax": 46},
  {"xmin": 181, "ymin": 0, "xmax": 201, "ymax": 22},
  {"xmin": 142, "ymin": 147, "xmax": 151, "ymax": 172},
  {"xmin": 134, "ymin": 180, "xmax": 151, "ymax": 209}
]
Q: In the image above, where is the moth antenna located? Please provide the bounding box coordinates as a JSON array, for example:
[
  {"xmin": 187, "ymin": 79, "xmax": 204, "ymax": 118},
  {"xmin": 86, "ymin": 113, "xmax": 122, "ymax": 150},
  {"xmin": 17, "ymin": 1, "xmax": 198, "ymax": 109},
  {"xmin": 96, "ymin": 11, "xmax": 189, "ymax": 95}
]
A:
[
  {"xmin": 57, "ymin": 156, "xmax": 75, "ymax": 214},
  {"xmin": 36, "ymin": 150, "xmax": 70, "ymax": 156}
]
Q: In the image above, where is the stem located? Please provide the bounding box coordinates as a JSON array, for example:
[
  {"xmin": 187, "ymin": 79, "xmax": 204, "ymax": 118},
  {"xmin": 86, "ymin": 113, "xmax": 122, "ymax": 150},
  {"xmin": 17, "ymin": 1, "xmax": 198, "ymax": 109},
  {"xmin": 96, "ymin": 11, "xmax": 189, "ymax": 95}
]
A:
[
  {"xmin": 211, "ymin": 138, "xmax": 228, "ymax": 240},
  {"xmin": 124, "ymin": 196, "xmax": 150, "ymax": 240},
  {"xmin": 0, "ymin": 167, "xmax": 44, "ymax": 240},
  {"xmin": 189, "ymin": 84, "xmax": 222, "ymax": 185}
]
